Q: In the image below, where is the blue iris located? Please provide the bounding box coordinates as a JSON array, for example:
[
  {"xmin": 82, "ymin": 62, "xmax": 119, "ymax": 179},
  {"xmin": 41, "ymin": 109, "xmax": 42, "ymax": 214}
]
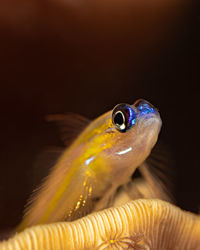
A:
[{"xmin": 127, "ymin": 106, "xmax": 137, "ymax": 127}]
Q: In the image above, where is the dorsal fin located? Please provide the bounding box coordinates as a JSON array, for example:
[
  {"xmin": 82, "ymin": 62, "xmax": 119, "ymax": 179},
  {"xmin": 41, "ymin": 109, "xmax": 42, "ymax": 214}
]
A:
[{"xmin": 46, "ymin": 113, "xmax": 90, "ymax": 146}]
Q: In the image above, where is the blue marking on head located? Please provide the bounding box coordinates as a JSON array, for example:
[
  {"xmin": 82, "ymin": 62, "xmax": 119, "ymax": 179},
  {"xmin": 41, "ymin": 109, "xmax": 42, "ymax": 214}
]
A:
[{"xmin": 135, "ymin": 100, "xmax": 156, "ymax": 116}]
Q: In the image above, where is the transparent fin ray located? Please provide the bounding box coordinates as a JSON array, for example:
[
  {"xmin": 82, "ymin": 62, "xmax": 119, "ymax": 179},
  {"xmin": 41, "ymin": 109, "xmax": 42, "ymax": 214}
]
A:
[{"xmin": 46, "ymin": 113, "xmax": 90, "ymax": 146}]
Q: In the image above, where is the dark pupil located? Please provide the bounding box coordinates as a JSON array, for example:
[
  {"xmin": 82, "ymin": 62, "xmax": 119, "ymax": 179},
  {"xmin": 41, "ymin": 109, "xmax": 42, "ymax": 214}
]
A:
[{"xmin": 114, "ymin": 112, "xmax": 124, "ymax": 126}]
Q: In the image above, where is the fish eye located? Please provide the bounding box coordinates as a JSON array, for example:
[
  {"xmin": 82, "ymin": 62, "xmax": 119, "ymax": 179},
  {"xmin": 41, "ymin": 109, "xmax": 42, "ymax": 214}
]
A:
[
  {"xmin": 112, "ymin": 104, "xmax": 136, "ymax": 132},
  {"xmin": 113, "ymin": 111, "xmax": 126, "ymax": 131}
]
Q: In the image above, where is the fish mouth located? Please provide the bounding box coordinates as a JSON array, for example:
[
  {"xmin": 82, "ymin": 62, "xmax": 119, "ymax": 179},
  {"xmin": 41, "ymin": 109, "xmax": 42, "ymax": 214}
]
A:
[
  {"xmin": 134, "ymin": 99, "xmax": 159, "ymax": 116},
  {"xmin": 130, "ymin": 99, "xmax": 161, "ymax": 127},
  {"xmin": 133, "ymin": 99, "xmax": 162, "ymax": 139}
]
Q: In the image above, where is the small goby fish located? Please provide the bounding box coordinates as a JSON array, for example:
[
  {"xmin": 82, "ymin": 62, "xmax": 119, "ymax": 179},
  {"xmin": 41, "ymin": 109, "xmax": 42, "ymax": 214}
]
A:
[{"xmin": 17, "ymin": 99, "xmax": 162, "ymax": 231}]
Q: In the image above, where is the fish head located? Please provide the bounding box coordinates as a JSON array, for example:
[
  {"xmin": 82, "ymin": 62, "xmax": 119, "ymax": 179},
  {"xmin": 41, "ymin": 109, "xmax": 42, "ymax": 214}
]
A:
[
  {"xmin": 101, "ymin": 99, "xmax": 162, "ymax": 182},
  {"xmin": 74, "ymin": 99, "xmax": 162, "ymax": 186}
]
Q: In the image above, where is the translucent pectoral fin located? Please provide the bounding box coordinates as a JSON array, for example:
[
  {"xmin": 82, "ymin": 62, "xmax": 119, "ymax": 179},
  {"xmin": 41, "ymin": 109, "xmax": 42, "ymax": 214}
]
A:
[
  {"xmin": 113, "ymin": 177, "xmax": 166, "ymax": 207},
  {"xmin": 114, "ymin": 178, "xmax": 157, "ymax": 206},
  {"xmin": 139, "ymin": 162, "xmax": 173, "ymax": 202},
  {"xmin": 93, "ymin": 185, "xmax": 115, "ymax": 212},
  {"xmin": 138, "ymin": 142, "xmax": 175, "ymax": 203}
]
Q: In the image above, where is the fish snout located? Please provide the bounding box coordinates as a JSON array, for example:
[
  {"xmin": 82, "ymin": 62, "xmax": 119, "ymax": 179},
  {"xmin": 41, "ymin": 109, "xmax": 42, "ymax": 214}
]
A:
[
  {"xmin": 134, "ymin": 99, "xmax": 158, "ymax": 116},
  {"xmin": 134, "ymin": 99, "xmax": 161, "ymax": 126},
  {"xmin": 133, "ymin": 99, "xmax": 162, "ymax": 146}
]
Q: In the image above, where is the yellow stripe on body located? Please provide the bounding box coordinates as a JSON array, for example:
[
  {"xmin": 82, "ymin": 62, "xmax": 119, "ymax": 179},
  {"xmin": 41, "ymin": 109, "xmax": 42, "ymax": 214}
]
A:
[{"xmin": 37, "ymin": 118, "xmax": 115, "ymax": 224}]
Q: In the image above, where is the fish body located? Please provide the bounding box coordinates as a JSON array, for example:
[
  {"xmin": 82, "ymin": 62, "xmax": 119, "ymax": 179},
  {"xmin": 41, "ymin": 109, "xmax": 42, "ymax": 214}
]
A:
[{"xmin": 18, "ymin": 99, "xmax": 162, "ymax": 231}]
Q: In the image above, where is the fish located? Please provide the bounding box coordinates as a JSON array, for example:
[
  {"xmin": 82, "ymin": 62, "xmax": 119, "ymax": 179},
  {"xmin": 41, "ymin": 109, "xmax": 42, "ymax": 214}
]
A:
[{"xmin": 17, "ymin": 99, "xmax": 164, "ymax": 232}]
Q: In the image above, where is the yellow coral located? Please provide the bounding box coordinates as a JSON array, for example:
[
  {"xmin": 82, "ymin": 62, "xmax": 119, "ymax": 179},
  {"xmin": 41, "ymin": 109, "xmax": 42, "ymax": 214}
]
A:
[{"xmin": 1, "ymin": 199, "xmax": 199, "ymax": 249}]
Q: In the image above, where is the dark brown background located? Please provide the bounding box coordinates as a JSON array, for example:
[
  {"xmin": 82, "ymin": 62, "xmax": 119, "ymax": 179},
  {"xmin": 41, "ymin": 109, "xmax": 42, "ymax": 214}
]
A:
[{"xmin": 0, "ymin": 0, "xmax": 199, "ymax": 231}]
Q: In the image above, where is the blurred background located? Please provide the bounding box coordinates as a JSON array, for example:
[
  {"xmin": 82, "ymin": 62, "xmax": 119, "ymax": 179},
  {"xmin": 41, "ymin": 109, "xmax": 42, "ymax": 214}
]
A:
[{"xmin": 0, "ymin": 0, "xmax": 199, "ymax": 232}]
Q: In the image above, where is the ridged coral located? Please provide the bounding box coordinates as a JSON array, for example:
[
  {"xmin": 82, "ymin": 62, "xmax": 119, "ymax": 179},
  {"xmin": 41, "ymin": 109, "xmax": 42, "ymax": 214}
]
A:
[{"xmin": 0, "ymin": 199, "xmax": 199, "ymax": 249}]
